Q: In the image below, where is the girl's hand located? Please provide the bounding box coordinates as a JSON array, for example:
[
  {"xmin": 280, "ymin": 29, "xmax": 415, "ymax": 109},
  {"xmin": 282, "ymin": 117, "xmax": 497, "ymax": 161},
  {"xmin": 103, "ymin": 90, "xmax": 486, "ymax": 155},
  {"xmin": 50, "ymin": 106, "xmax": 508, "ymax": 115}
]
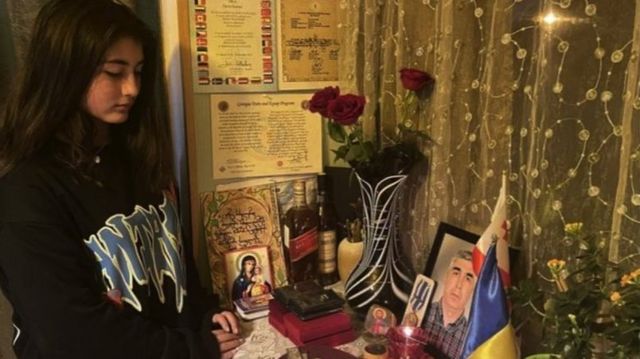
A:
[
  {"xmin": 211, "ymin": 329, "xmax": 243, "ymax": 359},
  {"xmin": 212, "ymin": 311, "xmax": 240, "ymax": 334},
  {"xmin": 212, "ymin": 311, "xmax": 242, "ymax": 358}
]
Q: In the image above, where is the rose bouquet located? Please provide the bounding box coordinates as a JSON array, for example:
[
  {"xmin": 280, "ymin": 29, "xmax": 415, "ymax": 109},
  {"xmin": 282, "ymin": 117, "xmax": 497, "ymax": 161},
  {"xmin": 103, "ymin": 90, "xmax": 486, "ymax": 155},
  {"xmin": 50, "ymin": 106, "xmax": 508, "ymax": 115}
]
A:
[
  {"xmin": 307, "ymin": 69, "xmax": 434, "ymax": 317},
  {"xmin": 308, "ymin": 68, "xmax": 433, "ymax": 182}
]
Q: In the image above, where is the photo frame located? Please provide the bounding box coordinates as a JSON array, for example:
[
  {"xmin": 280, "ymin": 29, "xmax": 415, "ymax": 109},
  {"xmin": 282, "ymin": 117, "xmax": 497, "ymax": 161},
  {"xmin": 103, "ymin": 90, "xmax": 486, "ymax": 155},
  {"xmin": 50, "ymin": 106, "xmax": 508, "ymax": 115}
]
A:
[
  {"xmin": 423, "ymin": 222, "xmax": 479, "ymax": 313},
  {"xmin": 401, "ymin": 274, "xmax": 436, "ymax": 327},
  {"xmin": 421, "ymin": 222, "xmax": 480, "ymax": 357},
  {"xmin": 223, "ymin": 245, "xmax": 274, "ymax": 303}
]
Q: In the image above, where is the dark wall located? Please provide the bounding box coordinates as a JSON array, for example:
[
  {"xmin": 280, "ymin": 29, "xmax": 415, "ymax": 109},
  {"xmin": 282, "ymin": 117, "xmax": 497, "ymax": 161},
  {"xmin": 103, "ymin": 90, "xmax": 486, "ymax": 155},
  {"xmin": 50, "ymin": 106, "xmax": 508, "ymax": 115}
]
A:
[
  {"xmin": 1, "ymin": 0, "xmax": 22, "ymax": 355},
  {"xmin": 0, "ymin": 0, "xmax": 19, "ymax": 108},
  {"xmin": 324, "ymin": 166, "xmax": 361, "ymax": 240}
]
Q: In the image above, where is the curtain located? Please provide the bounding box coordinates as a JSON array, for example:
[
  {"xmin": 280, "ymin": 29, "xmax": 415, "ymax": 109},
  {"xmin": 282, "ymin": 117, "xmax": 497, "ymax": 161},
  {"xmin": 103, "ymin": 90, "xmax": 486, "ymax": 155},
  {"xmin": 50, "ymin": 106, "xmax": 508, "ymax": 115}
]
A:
[{"xmin": 338, "ymin": 0, "xmax": 640, "ymax": 280}]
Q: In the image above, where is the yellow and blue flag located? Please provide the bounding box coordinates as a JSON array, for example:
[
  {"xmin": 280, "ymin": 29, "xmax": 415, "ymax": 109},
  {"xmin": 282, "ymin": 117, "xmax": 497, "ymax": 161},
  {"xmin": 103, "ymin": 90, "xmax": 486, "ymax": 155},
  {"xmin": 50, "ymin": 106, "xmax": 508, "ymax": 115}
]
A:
[{"xmin": 462, "ymin": 243, "xmax": 518, "ymax": 359}]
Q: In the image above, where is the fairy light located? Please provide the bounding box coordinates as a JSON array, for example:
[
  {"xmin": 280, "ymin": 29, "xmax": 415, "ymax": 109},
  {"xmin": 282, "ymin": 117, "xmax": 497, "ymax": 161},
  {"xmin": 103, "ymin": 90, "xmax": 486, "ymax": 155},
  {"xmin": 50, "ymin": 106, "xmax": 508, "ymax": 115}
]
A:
[{"xmin": 543, "ymin": 12, "xmax": 558, "ymax": 25}]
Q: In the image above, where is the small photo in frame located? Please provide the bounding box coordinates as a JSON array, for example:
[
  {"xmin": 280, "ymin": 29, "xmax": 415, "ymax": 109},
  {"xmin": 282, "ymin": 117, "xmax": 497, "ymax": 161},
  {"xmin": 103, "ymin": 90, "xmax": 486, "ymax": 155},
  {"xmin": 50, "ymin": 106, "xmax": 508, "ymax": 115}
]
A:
[
  {"xmin": 364, "ymin": 304, "xmax": 397, "ymax": 336},
  {"xmin": 421, "ymin": 222, "xmax": 479, "ymax": 356},
  {"xmin": 223, "ymin": 246, "xmax": 274, "ymax": 302},
  {"xmin": 423, "ymin": 222, "xmax": 479, "ymax": 307},
  {"xmin": 401, "ymin": 274, "xmax": 435, "ymax": 327}
]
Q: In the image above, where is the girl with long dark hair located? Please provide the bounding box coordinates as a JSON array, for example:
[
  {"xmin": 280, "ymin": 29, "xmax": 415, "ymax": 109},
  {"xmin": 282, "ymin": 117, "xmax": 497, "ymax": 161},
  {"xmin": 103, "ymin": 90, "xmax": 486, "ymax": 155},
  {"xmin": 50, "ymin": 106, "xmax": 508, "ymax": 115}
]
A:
[{"xmin": 0, "ymin": 1, "xmax": 242, "ymax": 357}]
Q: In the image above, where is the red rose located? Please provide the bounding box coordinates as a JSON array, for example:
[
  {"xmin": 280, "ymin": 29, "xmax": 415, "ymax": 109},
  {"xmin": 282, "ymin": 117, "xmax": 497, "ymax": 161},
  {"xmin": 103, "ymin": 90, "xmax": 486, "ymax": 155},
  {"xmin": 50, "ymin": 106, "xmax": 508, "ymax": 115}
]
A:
[
  {"xmin": 399, "ymin": 68, "xmax": 434, "ymax": 91},
  {"xmin": 326, "ymin": 94, "xmax": 366, "ymax": 125},
  {"xmin": 309, "ymin": 86, "xmax": 340, "ymax": 117}
]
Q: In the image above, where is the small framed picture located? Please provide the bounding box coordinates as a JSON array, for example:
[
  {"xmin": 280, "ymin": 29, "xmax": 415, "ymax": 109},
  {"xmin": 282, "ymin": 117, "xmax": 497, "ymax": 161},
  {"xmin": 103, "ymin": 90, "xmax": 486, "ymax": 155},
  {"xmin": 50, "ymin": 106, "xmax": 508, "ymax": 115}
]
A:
[
  {"xmin": 423, "ymin": 222, "xmax": 479, "ymax": 297},
  {"xmin": 421, "ymin": 222, "xmax": 479, "ymax": 359},
  {"xmin": 401, "ymin": 274, "xmax": 435, "ymax": 327},
  {"xmin": 223, "ymin": 246, "xmax": 274, "ymax": 303},
  {"xmin": 364, "ymin": 304, "xmax": 397, "ymax": 336}
]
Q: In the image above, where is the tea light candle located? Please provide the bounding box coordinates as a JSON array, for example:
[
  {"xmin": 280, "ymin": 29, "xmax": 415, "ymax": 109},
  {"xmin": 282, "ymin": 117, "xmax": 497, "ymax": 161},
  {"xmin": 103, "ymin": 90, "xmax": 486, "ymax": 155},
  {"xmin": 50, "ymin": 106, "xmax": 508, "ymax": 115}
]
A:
[
  {"xmin": 363, "ymin": 343, "xmax": 388, "ymax": 359},
  {"xmin": 387, "ymin": 326, "xmax": 427, "ymax": 359}
]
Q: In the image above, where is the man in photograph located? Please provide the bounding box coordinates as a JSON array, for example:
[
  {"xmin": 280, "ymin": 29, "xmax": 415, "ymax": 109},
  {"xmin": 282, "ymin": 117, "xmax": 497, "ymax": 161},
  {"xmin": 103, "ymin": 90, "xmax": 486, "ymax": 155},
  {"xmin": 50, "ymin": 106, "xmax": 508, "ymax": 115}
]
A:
[{"xmin": 423, "ymin": 250, "xmax": 477, "ymax": 359}]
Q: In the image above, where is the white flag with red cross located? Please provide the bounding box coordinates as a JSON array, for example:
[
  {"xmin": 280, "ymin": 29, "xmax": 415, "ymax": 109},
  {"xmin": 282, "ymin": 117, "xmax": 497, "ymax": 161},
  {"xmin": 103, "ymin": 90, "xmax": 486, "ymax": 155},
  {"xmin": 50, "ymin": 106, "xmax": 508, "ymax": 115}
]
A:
[{"xmin": 471, "ymin": 175, "xmax": 511, "ymax": 288}]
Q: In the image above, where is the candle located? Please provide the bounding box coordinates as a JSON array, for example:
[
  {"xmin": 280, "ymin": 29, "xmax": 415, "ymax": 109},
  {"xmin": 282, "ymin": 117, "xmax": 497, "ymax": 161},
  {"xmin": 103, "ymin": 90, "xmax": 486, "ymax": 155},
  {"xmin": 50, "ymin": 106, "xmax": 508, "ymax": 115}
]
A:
[
  {"xmin": 363, "ymin": 343, "xmax": 388, "ymax": 359},
  {"xmin": 387, "ymin": 326, "xmax": 427, "ymax": 359}
]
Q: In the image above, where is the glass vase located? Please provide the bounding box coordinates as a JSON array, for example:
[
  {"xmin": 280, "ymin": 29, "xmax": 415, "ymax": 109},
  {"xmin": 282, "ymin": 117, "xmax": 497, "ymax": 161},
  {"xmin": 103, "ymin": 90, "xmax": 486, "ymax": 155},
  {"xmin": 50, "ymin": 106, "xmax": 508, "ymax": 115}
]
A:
[{"xmin": 344, "ymin": 173, "xmax": 416, "ymax": 317}]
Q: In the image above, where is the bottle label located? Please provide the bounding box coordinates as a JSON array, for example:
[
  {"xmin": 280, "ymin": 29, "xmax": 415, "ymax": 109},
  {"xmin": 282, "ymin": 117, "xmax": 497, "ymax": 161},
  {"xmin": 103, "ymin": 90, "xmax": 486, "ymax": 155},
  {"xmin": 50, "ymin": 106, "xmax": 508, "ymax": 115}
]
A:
[
  {"xmin": 318, "ymin": 230, "xmax": 336, "ymax": 273},
  {"xmin": 283, "ymin": 225, "xmax": 290, "ymax": 249},
  {"xmin": 290, "ymin": 228, "xmax": 318, "ymax": 262}
]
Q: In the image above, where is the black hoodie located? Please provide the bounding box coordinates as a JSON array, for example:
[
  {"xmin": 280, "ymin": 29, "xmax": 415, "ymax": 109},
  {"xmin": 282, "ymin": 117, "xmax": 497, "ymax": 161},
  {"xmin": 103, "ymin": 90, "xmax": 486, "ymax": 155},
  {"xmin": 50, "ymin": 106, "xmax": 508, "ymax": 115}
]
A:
[{"xmin": 0, "ymin": 146, "xmax": 222, "ymax": 358}]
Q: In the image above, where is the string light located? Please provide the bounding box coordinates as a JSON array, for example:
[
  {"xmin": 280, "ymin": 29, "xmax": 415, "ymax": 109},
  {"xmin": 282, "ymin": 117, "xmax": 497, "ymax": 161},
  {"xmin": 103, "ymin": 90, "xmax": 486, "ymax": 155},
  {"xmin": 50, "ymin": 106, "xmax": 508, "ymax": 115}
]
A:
[{"xmin": 543, "ymin": 12, "xmax": 558, "ymax": 25}]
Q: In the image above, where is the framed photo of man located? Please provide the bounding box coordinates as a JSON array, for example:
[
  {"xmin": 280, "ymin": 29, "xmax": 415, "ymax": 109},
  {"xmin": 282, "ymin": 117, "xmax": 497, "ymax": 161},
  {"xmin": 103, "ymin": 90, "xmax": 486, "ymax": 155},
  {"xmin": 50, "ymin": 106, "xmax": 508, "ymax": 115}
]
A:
[{"xmin": 421, "ymin": 222, "xmax": 479, "ymax": 359}]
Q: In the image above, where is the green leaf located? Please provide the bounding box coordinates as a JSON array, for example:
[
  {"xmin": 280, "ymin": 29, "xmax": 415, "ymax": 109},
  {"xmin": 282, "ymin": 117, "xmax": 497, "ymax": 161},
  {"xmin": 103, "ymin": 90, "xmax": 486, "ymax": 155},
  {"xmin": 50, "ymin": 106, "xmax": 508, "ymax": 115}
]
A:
[
  {"xmin": 327, "ymin": 121, "xmax": 347, "ymax": 143},
  {"xmin": 332, "ymin": 145, "xmax": 349, "ymax": 162},
  {"xmin": 345, "ymin": 144, "xmax": 364, "ymax": 162}
]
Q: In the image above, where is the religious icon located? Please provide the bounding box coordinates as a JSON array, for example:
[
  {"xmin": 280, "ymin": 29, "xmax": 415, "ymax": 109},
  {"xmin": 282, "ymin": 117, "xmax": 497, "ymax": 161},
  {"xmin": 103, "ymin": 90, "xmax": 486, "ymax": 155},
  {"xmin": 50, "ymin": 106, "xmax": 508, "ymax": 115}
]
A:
[
  {"xmin": 223, "ymin": 246, "xmax": 273, "ymax": 302},
  {"xmin": 364, "ymin": 305, "xmax": 396, "ymax": 337}
]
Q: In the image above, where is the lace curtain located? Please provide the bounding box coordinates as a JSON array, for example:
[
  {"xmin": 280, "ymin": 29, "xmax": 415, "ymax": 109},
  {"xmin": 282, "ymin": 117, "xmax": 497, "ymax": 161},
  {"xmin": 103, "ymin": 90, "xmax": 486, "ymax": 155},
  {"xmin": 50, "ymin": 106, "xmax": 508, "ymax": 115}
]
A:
[{"xmin": 337, "ymin": 0, "xmax": 640, "ymax": 278}]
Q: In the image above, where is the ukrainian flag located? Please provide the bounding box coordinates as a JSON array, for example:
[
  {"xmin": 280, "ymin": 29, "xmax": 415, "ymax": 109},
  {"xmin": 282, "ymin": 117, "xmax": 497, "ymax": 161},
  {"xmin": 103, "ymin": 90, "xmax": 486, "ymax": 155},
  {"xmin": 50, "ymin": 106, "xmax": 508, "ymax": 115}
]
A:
[{"xmin": 462, "ymin": 243, "xmax": 519, "ymax": 359}]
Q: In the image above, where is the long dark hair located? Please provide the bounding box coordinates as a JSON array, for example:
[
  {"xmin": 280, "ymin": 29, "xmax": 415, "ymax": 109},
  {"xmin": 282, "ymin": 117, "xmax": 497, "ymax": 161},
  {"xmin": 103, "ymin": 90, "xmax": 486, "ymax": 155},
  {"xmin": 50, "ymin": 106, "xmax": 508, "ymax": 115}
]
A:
[{"xmin": 0, "ymin": 0, "xmax": 173, "ymax": 191}]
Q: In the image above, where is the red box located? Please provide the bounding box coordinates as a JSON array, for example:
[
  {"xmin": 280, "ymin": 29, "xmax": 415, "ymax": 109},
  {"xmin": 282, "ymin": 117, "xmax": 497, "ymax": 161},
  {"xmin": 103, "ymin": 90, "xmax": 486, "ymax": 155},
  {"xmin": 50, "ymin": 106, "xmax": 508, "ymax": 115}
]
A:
[
  {"xmin": 286, "ymin": 327, "xmax": 357, "ymax": 347},
  {"xmin": 269, "ymin": 299, "xmax": 289, "ymax": 316},
  {"xmin": 268, "ymin": 300, "xmax": 289, "ymax": 336},
  {"xmin": 282, "ymin": 311, "xmax": 352, "ymax": 343},
  {"xmin": 269, "ymin": 299, "xmax": 356, "ymax": 347}
]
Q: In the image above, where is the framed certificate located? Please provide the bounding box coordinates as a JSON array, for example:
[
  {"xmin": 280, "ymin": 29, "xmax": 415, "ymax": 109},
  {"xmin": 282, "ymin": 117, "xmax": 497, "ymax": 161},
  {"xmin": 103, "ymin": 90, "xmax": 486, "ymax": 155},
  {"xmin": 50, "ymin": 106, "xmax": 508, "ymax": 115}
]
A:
[
  {"xmin": 189, "ymin": 0, "xmax": 278, "ymax": 93},
  {"xmin": 277, "ymin": 0, "xmax": 340, "ymax": 90},
  {"xmin": 210, "ymin": 93, "xmax": 322, "ymax": 179}
]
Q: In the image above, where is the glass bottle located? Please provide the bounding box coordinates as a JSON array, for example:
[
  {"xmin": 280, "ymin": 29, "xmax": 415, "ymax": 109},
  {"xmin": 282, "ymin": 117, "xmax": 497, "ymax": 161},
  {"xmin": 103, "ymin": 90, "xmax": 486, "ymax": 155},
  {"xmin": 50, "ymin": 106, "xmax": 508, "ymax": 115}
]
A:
[
  {"xmin": 283, "ymin": 180, "xmax": 318, "ymax": 283},
  {"xmin": 317, "ymin": 175, "xmax": 339, "ymax": 286}
]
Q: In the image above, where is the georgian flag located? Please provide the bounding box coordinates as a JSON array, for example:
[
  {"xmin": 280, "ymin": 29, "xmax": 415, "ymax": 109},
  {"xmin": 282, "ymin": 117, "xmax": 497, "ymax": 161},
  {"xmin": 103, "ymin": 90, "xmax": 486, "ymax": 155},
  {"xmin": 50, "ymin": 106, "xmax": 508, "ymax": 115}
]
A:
[{"xmin": 471, "ymin": 174, "xmax": 511, "ymax": 288}]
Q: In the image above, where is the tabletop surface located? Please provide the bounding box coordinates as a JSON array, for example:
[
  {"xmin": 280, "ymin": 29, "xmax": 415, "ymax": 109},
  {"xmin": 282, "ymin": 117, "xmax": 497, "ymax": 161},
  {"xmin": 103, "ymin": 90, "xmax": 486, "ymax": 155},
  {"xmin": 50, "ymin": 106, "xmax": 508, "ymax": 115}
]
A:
[{"xmin": 233, "ymin": 316, "xmax": 367, "ymax": 359}]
